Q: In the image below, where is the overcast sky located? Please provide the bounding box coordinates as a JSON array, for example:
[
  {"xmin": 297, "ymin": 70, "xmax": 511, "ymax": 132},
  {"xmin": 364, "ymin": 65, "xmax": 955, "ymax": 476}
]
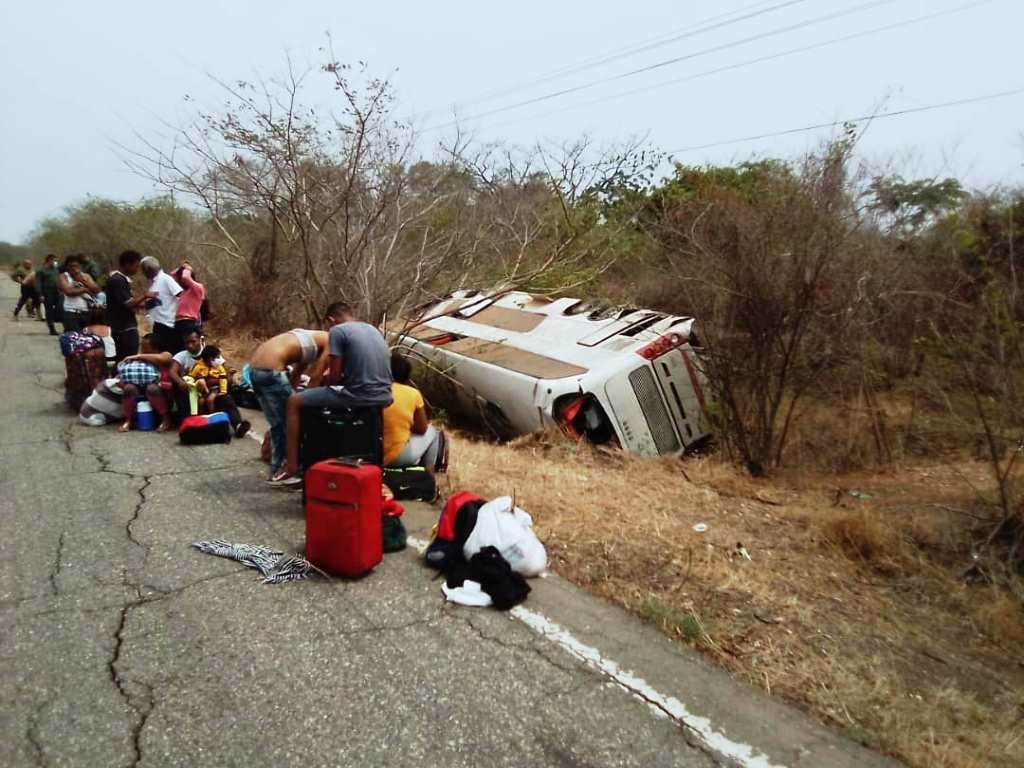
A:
[{"xmin": 1, "ymin": 0, "xmax": 1020, "ymax": 242}]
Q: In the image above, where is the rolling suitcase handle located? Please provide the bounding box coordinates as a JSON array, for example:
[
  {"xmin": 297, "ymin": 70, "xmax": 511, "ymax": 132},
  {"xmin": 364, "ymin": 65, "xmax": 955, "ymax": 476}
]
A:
[{"xmin": 326, "ymin": 457, "xmax": 365, "ymax": 467}]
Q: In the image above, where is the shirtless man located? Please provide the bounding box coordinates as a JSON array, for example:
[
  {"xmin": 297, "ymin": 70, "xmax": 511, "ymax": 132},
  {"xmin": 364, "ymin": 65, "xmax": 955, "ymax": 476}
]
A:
[{"xmin": 250, "ymin": 327, "xmax": 329, "ymax": 478}]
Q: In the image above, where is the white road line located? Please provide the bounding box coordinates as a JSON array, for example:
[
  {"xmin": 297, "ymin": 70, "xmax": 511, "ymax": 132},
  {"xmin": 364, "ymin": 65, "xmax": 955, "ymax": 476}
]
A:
[{"xmin": 405, "ymin": 534, "xmax": 783, "ymax": 768}]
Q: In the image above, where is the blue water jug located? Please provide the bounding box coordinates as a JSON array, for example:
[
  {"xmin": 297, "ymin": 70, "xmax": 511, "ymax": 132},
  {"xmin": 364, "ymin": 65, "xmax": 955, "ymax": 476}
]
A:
[{"xmin": 136, "ymin": 400, "xmax": 157, "ymax": 432}]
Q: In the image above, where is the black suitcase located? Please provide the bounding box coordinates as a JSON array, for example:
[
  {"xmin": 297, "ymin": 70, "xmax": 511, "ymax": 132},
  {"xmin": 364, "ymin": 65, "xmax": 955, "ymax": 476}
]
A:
[{"xmin": 299, "ymin": 404, "xmax": 384, "ymax": 470}]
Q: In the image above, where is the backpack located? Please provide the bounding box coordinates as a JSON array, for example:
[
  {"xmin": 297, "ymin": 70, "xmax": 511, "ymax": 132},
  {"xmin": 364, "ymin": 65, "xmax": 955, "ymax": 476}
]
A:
[
  {"xmin": 383, "ymin": 467, "xmax": 437, "ymax": 502},
  {"xmin": 382, "ymin": 497, "xmax": 407, "ymax": 553},
  {"xmin": 179, "ymin": 412, "xmax": 232, "ymax": 445}
]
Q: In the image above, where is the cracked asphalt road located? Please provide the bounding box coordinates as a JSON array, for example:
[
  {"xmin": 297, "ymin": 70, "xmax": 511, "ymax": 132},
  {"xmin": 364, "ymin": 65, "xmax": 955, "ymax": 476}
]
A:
[{"xmin": 0, "ymin": 300, "xmax": 719, "ymax": 767}]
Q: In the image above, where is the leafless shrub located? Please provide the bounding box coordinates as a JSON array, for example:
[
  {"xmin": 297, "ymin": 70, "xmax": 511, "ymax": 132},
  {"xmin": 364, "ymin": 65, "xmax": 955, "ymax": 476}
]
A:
[{"xmin": 657, "ymin": 136, "xmax": 888, "ymax": 474}]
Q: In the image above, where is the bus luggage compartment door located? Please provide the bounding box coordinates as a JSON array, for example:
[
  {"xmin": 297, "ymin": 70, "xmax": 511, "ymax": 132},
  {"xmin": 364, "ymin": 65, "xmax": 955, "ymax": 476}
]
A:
[
  {"xmin": 604, "ymin": 365, "xmax": 681, "ymax": 457},
  {"xmin": 651, "ymin": 346, "xmax": 708, "ymax": 447}
]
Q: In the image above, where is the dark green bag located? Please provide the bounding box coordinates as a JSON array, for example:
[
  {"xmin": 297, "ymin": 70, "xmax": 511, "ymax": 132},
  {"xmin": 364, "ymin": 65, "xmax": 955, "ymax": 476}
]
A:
[{"xmin": 383, "ymin": 515, "xmax": 407, "ymax": 553}]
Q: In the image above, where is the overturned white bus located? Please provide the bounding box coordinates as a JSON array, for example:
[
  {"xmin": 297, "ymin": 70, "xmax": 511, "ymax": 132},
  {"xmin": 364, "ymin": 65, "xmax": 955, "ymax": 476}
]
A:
[{"xmin": 391, "ymin": 290, "xmax": 712, "ymax": 457}]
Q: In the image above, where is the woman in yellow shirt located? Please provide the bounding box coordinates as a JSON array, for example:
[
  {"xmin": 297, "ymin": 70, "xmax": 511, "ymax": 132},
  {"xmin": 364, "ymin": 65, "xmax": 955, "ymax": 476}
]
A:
[{"xmin": 382, "ymin": 353, "xmax": 441, "ymax": 471}]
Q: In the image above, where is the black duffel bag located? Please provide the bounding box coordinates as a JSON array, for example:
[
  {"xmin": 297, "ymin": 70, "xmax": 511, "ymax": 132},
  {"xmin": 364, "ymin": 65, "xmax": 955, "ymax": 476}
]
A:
[{"xmin": 383, "ymin": 467, "xmax": 437, "ymax": 502}]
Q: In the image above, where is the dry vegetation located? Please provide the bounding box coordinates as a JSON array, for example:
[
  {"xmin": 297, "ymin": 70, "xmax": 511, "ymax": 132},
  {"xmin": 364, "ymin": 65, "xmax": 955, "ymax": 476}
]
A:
[{"xmin": 444, "ymin": 430, "xmax": 1024, "ymax": 768}]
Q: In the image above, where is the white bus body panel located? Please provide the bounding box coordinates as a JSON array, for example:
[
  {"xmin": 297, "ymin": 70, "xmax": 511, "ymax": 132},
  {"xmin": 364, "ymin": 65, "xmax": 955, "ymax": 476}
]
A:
[{"xmin": 393, "ymin": 291, "xmax": 713, "ymax": 456}]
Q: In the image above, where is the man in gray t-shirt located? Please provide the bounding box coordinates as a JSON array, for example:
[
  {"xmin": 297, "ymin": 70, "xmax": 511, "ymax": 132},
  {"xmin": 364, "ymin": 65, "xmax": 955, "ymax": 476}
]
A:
[
  {"xmin": 270, "ymin": 301, "xmax": 394, "ymax": 485},
  {"xmin": 325, "ymin": 321, "xmax": 393, "ymax": 403}
]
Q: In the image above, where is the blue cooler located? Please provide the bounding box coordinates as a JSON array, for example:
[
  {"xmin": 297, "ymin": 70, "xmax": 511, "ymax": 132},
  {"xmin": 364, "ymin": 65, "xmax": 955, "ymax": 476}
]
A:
[{"xmin": 136, "ymin": 400, "xmax": 157, "ymax": 432}]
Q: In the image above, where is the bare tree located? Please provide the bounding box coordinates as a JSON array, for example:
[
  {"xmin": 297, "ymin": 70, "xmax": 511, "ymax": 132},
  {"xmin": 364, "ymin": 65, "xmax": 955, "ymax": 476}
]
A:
[
  {"xmin": 125, "ymin": 55, "xmax": 481, "ymax": 325},
  {"xmin": 125, "ymin": 52, "xmax": 653, "ymax": 330},
  {"xmin": 657, "ymin": 136, "xmax": 878, "ymax": 474}
]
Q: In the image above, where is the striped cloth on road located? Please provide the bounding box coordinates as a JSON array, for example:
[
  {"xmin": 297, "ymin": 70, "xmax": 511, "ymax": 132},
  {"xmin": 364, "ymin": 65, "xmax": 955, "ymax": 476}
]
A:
[{"xmin": 191, "ymin": 540, "xmax": 315, "ymax": 584}]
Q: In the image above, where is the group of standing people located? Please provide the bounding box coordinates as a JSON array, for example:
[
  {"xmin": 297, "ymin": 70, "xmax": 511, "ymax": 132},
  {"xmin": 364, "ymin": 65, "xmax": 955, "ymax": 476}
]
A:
[
  {"xmin": 10, "ymin": 250, "xmax": 205, "ymax": 359},
  {"xmin": 11, "ymin": 253, "xmax": 102, "ymax": 334},
  {"xmin": 104, "ymin": 250, "xmax": 206, "ymax": 362}
]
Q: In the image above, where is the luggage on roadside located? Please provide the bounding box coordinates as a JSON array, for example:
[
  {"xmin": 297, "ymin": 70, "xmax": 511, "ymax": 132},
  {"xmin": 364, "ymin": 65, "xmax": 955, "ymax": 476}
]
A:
[
  {"xmin": 383, "ymin": 467, "xmax": 438, "ymax": 501},
  {"xmin": 229, "ymin": 383, "xmax": 261, "ymax": 411},
  {"xmin": 433, "ymin": 429, "xmax": 450, "ymax": 473},
  {"xmin": 230, "ymin": 366, "xmax": 261, "ymax": 410},
  {"xmin": 425, "ymin": 491, "xmax": 485, "ymax": 571},
  {"xmin": 382, "ymin": 496, "xmax": 407, "ymax": 553},
  {"xmin": 79, "ymin": 378, "xmax": 125, "ymax": 426},
  {"xmin": 64, "ymin": 348, "xmax": 108, "ymax": 410},
  {"xmin": 382, "ymin": 516, "xmax": 407, "ymax": 553},
  {"xmin": 299, "ymin": 404, "xmax": 384, "ymax": 470},
  {"xmin": 463, "ymin": 496, "xmax": 547, "ymax": 577},
  {"xmin": 304, "ymin": 459, "xmax": 383, "ymax": 577},
  {"xmin": 178, "ymin": 412, "xmax": 232, "ymax": 445},
  {"xmin": 59, "ymin": 330, "xmax": 102, "ymax": 357}
]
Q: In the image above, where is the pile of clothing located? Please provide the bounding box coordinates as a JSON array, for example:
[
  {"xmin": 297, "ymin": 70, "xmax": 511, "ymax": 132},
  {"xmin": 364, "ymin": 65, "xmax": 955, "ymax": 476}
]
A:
[{"xmin": 425, "ymin": 492, "xmax": 547, "ymax": 610}]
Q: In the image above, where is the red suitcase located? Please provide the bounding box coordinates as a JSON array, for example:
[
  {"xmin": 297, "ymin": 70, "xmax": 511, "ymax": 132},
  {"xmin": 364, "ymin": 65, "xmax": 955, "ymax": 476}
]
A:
[{"xmin": 304, "ymin": 459, "xmax": 383, "ymax": 578}]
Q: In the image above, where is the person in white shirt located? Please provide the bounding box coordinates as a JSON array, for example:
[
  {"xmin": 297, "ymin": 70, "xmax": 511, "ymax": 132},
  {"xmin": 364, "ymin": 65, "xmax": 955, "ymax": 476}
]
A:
[
  {"xmin": 140, "ymin": 256, "xmax": 184, "ymax": 354},
  {"xmin": 58, "ymin": 255, "xmax": 100, "ymax": 333}
]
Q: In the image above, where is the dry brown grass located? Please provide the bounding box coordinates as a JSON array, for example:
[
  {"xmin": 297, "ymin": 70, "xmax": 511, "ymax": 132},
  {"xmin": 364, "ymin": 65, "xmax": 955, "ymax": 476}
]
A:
[{"xmin": 446, "ymin": 430, "xmax": 1024, "ymax": 768}]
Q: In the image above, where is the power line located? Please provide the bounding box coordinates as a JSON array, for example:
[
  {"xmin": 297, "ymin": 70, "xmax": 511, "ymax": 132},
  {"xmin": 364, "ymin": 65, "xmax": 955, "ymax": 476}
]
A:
[
  {"xmin": 667, "ymin": 87, "xmax": 1024, "ymax": 154},
  {"xmin": 466, "ymin": 0, "xmax": 992, "ymax": 136},
  {"xmin": 427, "ymin": 0, "xmax": 811, "ymax": 116},
  {"xmin": 424, "ymin": 0, "xmax": 898, "ymax": 131}
]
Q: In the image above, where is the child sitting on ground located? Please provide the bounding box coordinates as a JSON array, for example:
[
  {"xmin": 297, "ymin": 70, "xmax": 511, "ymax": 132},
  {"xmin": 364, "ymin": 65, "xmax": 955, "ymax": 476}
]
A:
[
  {"xmin": 117, "ymin": 333, "xmax": 173, "ymax": 433},
  {"xmin": 189, "ymin": 345, "xmax": 229, "ymax": 414}
]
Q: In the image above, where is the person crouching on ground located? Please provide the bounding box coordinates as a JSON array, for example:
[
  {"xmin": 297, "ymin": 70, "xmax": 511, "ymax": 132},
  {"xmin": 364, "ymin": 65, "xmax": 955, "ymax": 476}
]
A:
[
  {"xmin": 117, "ymin": 333, "xmax": 173, "ymax": 432},
  {"xmin": 270, "ymin": 302, "xmax": 393, "ymax": 486},
  {"xmin": 383, "ymin": 351, "xmax": 442, "ymax": 473},
  {"xmin": 249, "ymin": 327, "xmax": 329, "ymax": 480},
  {"xmin": 189, "ymin": 345, "xmax": 229, "ymax": 414}
]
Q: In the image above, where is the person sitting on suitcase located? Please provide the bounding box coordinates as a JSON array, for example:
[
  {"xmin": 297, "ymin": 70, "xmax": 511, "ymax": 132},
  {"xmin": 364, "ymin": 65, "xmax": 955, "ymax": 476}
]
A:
[
  {"xmin": 382, "ymin": 352, "xmax": 442, "ymax": 473},
  {"xmin": 269, "ymin": 301, "xmax": 393, "ymax": 486},
  {"xmin": 250, "ymin": 328, "xmax": 330, "ymax": 481},
  {"xmin": 117, "ymin": 333, "xmax": 173, "ymax": 433}
]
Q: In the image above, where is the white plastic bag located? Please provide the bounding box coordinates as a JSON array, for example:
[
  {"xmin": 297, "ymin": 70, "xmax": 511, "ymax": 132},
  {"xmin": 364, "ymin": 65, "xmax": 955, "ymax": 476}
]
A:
[{"xmin": 463, "ymin": 496, "xmax": 547, "ymax": 577}]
